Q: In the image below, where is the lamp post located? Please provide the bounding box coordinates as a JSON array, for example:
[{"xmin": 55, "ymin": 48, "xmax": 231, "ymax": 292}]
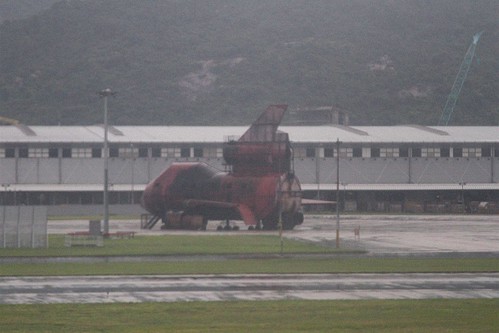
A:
[
  {"xmin": 341, "ymin": 182, "xmax": 348, "ymax": 210},
  {"xmin": 335, "ymin": 138, "xmax": 341, "ymax": 249},
  {"xmin": 98, "ymin": 88, "xmax": 117, "ymax": 235},
  {"xmin": 130, "ymin": 143, "xmax": 135, "ymax": 204},
  {"xmin": 459, "ymin": 181, "xmax": 466, "ymax": 213}
]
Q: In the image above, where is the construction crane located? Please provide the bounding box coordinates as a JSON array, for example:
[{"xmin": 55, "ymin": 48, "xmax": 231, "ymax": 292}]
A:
[{"xmin": 438, "ymin": 31, "xmax": 483, "ymax": 126}]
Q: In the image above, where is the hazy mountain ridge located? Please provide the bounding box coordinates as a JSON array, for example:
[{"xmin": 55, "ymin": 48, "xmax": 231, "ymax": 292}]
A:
[
  {"xmin": 0, "ymin": 0, "xmax": 58, "ymax": 22},
  {"xmin": 0, "ymin": 0, "xmax": 497, "ymax": 126}
]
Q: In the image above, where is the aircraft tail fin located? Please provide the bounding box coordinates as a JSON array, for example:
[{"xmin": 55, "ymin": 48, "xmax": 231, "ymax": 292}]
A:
[
  {"xmin": 238, "ymin": 105, "xmax": 287, "ymax": 142},
  {"xmin": 224, "ymin": 105, "xmax": 291, "ymax": 175}
]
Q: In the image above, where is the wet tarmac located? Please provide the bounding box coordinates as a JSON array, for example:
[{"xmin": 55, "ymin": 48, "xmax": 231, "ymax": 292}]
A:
[
  {"xmin": 1, "ymin": 273, "xmax": 498, "ymax": 304},
  {"xmin": 289, "ymin": 214, "xmax": 499, "ymax": 255},
  {"xmin": 48, "ymin": 214, "xmax": 499, "ymax": 255}
]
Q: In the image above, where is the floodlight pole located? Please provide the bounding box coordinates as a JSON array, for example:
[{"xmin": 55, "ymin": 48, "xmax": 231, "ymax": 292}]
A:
[
  {"xmin": 130, "ymin": 143, "xmax": 135, "ymax": 204},
  {"xmin": 459, "ymin": 181, "xmax": 466, "ymax": 213},
  {"xmin": 278, "ymin": 161, "xmax": 284, "ymax": 255},
  {"xmin": 98, "ymin": 88, "xmax": 116, "ymax": 236},
  {"xmin": 336, "ymin": 138, "xmax": 341, "ymax": 249}
]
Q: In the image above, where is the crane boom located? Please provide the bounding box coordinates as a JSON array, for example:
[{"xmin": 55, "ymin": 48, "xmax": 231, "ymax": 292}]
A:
[{"xmin": 438, "ymin": 31, "xmax": 483, "ymax": 126}]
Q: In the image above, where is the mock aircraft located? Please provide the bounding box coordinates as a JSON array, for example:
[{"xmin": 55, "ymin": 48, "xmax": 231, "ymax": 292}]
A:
[{"xmin": 141, "ymin": 105, "xmax": 330, "ymax": 230}]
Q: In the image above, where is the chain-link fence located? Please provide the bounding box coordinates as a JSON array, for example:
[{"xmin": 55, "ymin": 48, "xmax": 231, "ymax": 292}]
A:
[{"xmin": 1, "ymin": 206, "xmax": 47, "ymax": 248}]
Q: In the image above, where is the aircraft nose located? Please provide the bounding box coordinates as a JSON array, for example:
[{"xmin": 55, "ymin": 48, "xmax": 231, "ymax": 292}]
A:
[{"xmin": 141, "ymin": 182, "xmax": 164, "ymax": 216}]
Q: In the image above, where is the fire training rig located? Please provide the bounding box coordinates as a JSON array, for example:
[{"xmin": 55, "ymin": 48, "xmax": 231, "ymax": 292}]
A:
[{"xmin": 141, "ymin": 105, "xmax": 304, "ymax": 230}]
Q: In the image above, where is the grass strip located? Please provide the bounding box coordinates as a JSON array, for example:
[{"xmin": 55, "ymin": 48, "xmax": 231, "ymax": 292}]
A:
[
  {"xmin": 1, "ymin": 257, "xmax": 497, "ymax": 276},
  {"xmin": 0, "ymin": 234, "xmax": 356, "ymax": 257},
  {"xmin": 0, "ymin": 299, "xmax": 497, "ymax": 332}
]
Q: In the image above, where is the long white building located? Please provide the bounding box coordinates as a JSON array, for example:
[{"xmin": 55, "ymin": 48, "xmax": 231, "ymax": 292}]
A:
[{"xmin": 1, "ymin": 124, "xmax": 498, "ymax": 213}]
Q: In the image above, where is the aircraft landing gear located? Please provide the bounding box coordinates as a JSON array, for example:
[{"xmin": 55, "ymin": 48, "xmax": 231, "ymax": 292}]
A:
[
  {"xmin": 260, "ymin": 212, "xmax": 304, "ymax": 230},
  {"xmin": 216, "ymin": 219, "xmax": 239, "ymax": 231},
  {"xmin": 248, "ymin": 221, "xmax": 262, "ymax": 231},
  {"xmin": 262, "ymin": 215, "xmax": 278, "ymax": 230}
]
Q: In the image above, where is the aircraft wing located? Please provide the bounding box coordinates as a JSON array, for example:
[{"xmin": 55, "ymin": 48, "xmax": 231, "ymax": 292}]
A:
[{"xmin": 182, "ymin": 199, "xmax": 258, "ymax": 226}]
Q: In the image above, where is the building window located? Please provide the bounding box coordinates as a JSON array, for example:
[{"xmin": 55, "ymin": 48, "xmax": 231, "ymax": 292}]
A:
[
  {"xmin": 353, "ymin": 148, "xmax": 362, "ymax": 157},
  {"xmin": 371, "ymin": 147, "xmax": 380, "ymax": 158},
  {"xmin": 440, "ymin": 147, "xmax": 450, "ymax": 157},
  {"xmin": 293, "ymin": 147, "xmax": 306, "ymax": 158},
  {"xmin": 422, "ymin": 148, "xmax": 440, "ymax": 158},
  {"xmin": 463, "ymin": 147, "xmax": 481, "ymax": 158},
  {"xmin": 161, "ymin": 147, "xmax": 180, "ymax": 158},
  {"xmin": 362, "ymin": 148, "xmax": 371, "ymax": 158},
  {"xmin": 139, "ymin": 147, "xmax": 149, "ymax": 158},
  {"xmin": 193, "ymin": 147, "xmax": 203, "ymax": 158},
  {"xmin": 412, "ymin": 148, "xmax": 421, "ymax": 157},
  {"xmin": 5, "ymin": 148, "xmax": 15, "ymax": 158},
  {"xmin": 399, "ymin": 148, "xmax": 409, "ymax": 157},
  {"xmin": 29, "ymin": 148, "xmax": 49, "ymax": 158},
  {"xmin": 72, "ymin": 148, "xmax": 92, "ymax": 158},
  {"xmin": 204, "ymin": 147, "xmax": 222, "ymax": 158},
  {"xmin": 151, "ymin": 147, "xmax": 161, "ymax": 157},
  {"xmin": 119, "ymin": 147, "xmax": 138, "ymax": 158},
  {"xmin": 481, "ymin": 146, "xmax": 491, "ymax": 157},
  {"xmin": 109, "ymin": 147, "xmax": 119, "ymax": 158},
  {"xmin": 324, "ymin": 147, "xmax": 334, "ymax": 158},
  {"xmin": 49, "ymin": 148, "xmax": 59, "ymax": 158},
  {"xmin": 62, "ymin": 148, "xmax": 71, "ymax": 158},
  {"xmin": 380, "ymin": 147, "xmax": 399, "ymax": 158},
  {"xmin": 92, "ymin": 148, "xmax": 102, "ymax": 158},
  {"xmin": 18, "ymin": 148, "xmax": 28, "ymax": 158},
  {"xmin": 180, "ymin": 148, "xmax": 191, "ymax": 158},
  {"xmin": 339, "ymin": 147, "xmax": 353, "ymax": 158},
  {"xmin": 306, "ymin": 147, "xmax": 316, "ymax": 158},
  {"xmin": 453, "ymin": 147, "xmax": 463, "ymax": 157}
]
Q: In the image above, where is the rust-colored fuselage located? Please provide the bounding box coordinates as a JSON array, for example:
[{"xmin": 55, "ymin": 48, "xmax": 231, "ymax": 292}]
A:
[
  {"xmin": 141, "ymin": 105, "xmax": 304, "ymax": 230},
  {"xmin": 142, "ymin": 162, "xmax": 302, "ymax": 228}
]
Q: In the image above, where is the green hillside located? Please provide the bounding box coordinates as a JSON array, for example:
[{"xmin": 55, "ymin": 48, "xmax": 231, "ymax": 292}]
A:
[{"xmin": 0, "ymin": 0, "xmax": 497, "ymax": 126}]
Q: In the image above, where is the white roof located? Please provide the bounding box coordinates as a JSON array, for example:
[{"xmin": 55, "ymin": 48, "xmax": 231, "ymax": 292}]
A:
[
  {"xmin": 302, "ymin": 183, "xmax": 499, "ymax": 191},
  {"xmin": 0, "ymin": 125, "xmax": 498, "ymax": 144},
  {"xmin": 5, "ymin": 184, "xmax": 147, "ymax": 192},
  {"xmin": 10, "ymin": 183, "xmax": 499, "ymax": 192}
]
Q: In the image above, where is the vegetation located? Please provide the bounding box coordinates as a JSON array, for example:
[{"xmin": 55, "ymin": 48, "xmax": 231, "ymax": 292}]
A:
[
  {"xmin": 1, "ymin": 257, "xmax": 497, "ymax": 277},
  {"xmin": 0, "ymin": 234, "xmax": 348, "ymax": 257},
  {"xmin": 0, "ymin": 235, "xmax": 496, "ymax": 276},
  {"xmin": 1, "ymin": 299, "xmax": 498, "ymax": 332},
  {"xmin": 0, "ymin": 0, "xmax": 497, "ymax": 126}
]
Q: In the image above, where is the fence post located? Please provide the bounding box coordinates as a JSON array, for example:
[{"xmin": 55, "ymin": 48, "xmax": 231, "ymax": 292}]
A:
[
  {"xmin": 31, "ymin": 207, "xmax": 35, "ymax": 248},
  {"xmin": 1, "ymin": 206, "xmax": 5, "ymax": 248},
  {"xmin": 17, "ymin": 206, "xmax": 21, "ymax": 248}
]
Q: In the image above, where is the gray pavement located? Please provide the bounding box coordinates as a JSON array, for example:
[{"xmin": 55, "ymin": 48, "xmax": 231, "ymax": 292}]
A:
[
  {"xmin": 1, "ymin": 273, "xmax": 498, "ymax": 304},
  {"xmin": 48, "ymin": 214, "xmax": 499, "ymax": 255},
  {"xmin": 290, "ymin": 214, "xmax": 499, "ymax": 254}
]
